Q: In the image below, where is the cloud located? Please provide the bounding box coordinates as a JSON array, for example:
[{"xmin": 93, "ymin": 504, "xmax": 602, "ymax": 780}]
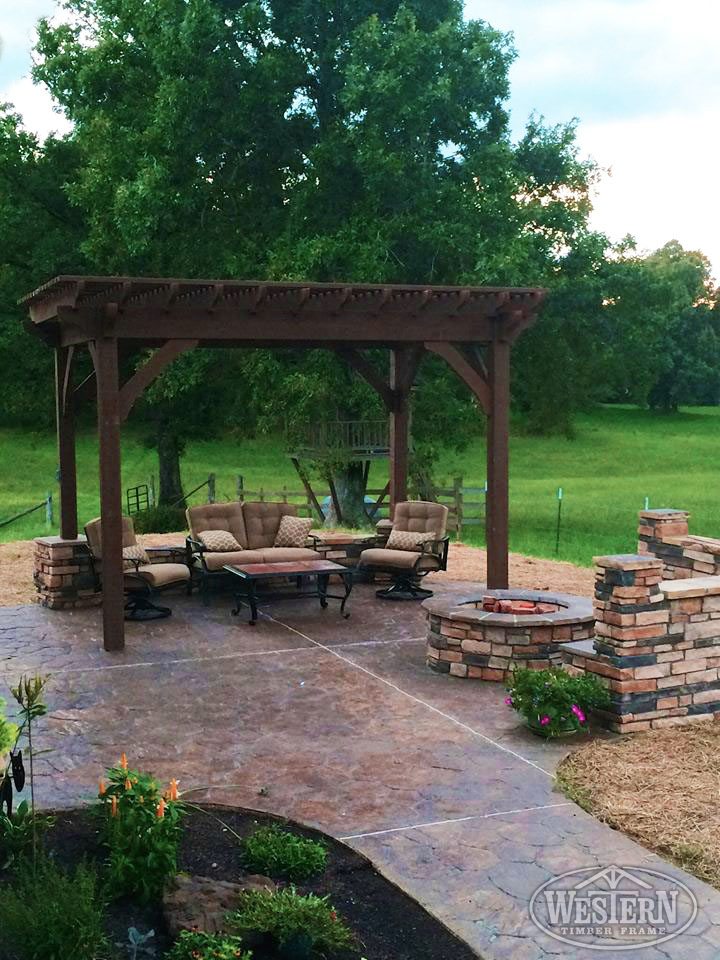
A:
[{"xmin": 2, "ymin": 76, "xmax": 71, "ymax": 140}]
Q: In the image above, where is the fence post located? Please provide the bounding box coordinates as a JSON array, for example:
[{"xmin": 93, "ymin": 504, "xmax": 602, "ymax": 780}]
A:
[
  {"xmin": 453, "ymin": 476, "xmax": 463, "ymax": 541},
  {"xmin": 237, "ymin": 475, "xmax": 244, "ymax": 501},
  {"xmin": 149, "ymin": 475, "xmax": 156, "ymax": 507},
  {"xmin": 207, "ymin": 473, "xmax": 216, "ymax": 504},
  {"xmin": 45, "ymin": 492, "xmax": 53, "ymax": 527},
  {"xmin": 282, "ymin": 485, "xmax": 288, "ymax": 503}
]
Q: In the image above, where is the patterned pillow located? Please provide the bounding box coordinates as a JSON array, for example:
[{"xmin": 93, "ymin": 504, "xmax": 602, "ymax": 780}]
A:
[
  {"xmin": 123, "ymin": 543, "xmax": 149, "ymax": 569},
  {"xmin": 274, "ymin": 515, "xmax": 314, "ymax": 548},
  {"xmin": 198, "ymin": 529, "xmax": 242, "ymax": 552},
  {"xmin": 386, "ymin": 528, "xmax": 435, "ymax": 552}
]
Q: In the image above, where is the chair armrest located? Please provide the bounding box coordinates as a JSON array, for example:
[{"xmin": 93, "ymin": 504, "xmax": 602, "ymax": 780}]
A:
[
  {"xmin": 146, "ymin": 545, "xmax": 187, "ymax": 559},
  {"xmin": 124, "ymin": 558, "xmax": 142, "ymax": 572},
  {"xmin": 306, "ymin": 534, "xmax": 321, "ymax": 548},
  {"xmin": 186, "ymin": 536, "xmax": 206, "ymax": 554},
  {"xmin": 418, "ymin": 537, "xmax": 450, "ymax": 569}
]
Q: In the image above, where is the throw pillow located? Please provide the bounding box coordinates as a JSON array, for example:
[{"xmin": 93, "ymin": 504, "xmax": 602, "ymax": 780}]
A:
[
  {"xmin": 274, "ymin": 515, "xmax": 314, "ymax": 548},
  {"xmin": 122, "ymin": 543, "xmax": 149, "ymax": 569},
  {"xmin": 198, "ymin": 529, "xmax": 242, "ymax": 552},
  {"xmin": 386, "ymin": 528, "xmax": 435, "ymax": 552}
]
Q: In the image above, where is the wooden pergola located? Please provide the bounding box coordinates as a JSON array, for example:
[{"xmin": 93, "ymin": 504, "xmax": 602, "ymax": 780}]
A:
[{"xmin": 22, "ymin": 276, "xmax": 546, "ymax": 651}]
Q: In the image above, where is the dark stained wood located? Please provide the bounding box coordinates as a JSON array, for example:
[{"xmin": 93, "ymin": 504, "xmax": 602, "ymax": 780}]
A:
[
  {"xmin": 290, "ymin": 457, "xmax": 325, "ymax": 522},
  {"xmin": 486, "ymin": 337, "xmax": 511, "ymax": 589},
  {"xmin": 337, "ymin": 348, "xmax": 394, "ymax": 410},
  {"xmin": 389, "ymin": 347, "xmax": 422, "ymax": 510},
  {"xmin": 55, "ymin": 346, "xmax": 78, "ymax": 539},
  {"xmin": 94, "ymin": 335, "xmax": 125, "ymax": 651},
  {"xmin": 425, "ymin": 342, "xmax": 490, "ymax": 414},
  {"xmin": 327, "ymin": 475, "xmax": 343, "ymax": 525},
  {"xmin": 118, "ymin": 339, "xmax": 199, "ymax": 422}
]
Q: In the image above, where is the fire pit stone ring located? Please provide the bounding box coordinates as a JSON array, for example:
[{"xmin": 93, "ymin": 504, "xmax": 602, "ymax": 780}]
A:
[{"xmin": 423, "ymin": 588, "xmax": 593, "ymax": 681}]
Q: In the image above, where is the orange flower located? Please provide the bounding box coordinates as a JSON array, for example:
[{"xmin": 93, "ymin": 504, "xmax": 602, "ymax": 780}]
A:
[
  {"xmin": 156, "ymin": 798, "xmax": 166, "ymax": 818},
  {"xmin": 168, "ymin": 778, "xmax": 179, "ymax": 801},
  {"xmin": 110, "ymin": 795, "xmax": 118, "ymax": 817},
  {"xmin": 98, "ymin": 779, "xmax": 106, "ymax": 797},
  {"xmin": 119, "ymin": 752, "xmax": 128, "ymax": 770},
  {"xmin": 124, "ymin": 778, "xmax": 132, "ymax": 791}
]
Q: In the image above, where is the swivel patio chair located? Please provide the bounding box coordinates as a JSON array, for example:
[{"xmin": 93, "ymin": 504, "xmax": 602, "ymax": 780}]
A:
[
  {"xmin": 85, "ymin": 516, "xmax": 191, "ymax": 620},
  {"xmin": 358, "ymin": 500, "xmax": 450, "ymax": 600}
]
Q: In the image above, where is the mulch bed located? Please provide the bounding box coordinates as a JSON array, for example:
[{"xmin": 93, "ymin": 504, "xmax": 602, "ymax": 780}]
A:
[
  {"xmin": 557, "ymin": 724, "xmax": 720, "ymax": 889},
  {"xmin": 38, "ymin": 804, "xmax": 476, "ymax": 960}
]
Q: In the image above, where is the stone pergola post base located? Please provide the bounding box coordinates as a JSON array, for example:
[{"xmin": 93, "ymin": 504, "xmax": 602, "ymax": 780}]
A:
[
  {"xmin": 561, "ymin": 553, "xmax": 720, "ymax": 732},
  {"xmin": 33, "ymin": 536, "xmax": 101, "ymax": 609}
]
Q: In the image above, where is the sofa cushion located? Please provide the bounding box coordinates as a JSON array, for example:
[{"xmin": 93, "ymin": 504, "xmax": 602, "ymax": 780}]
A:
[
  {"xmin": 198, "ymin": 529, "xmax": 242, "ymax": 552},
  {"xmin": 386, "ymin": 528, "xmax": 434, "ymax": 552},
  {"xmin": 199, "ymin": 550, "xmax": 266, "ymax": 571},
  {"xmin": 123, "ymin": 543, "xmax": 150, "ymax": 568},
  {"xmin": 274, "ymin": 515, "xmax": 313, "ymax": 548},
  {"xmin": 359, "ymin": 547, "xmax": 439, "ymax": 571},
  {"xmin": 243, "ymin": 501, "xmax": 298, "ymax": 549},
  {"xmin": 131, "ymin": 563, "xmax": 190, "ymax": 587},
  {"xmin": 260, "ymin": 547, "xmax": 319, "ymax": 563},
  {"xmin": 186, "ymin": 502, "xmax": 247, "ymax": 548}
]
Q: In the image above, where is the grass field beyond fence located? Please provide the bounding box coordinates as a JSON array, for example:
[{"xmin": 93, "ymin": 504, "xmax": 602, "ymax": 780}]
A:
[{"xmin": 1, "ymin": 404, "xmax": 719, "ymax": 566}]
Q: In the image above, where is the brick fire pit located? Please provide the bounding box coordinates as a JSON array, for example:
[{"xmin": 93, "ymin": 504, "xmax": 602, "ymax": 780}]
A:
[{"xmin": 424, "ymin": 589, "xmax": 593, "ymax": 681}]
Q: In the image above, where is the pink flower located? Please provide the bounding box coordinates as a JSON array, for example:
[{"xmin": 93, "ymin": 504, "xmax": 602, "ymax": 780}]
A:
[
  {"xmin": 504, "ymin": 696, "xmax": 513, "ymax": 706},
  {"xmin": 571, "ymin": 704, "xmax": 586, "ymax": 724},
  {"xmin": 540, "ymin": 715, "xmax": 551, "ymax": 726}
]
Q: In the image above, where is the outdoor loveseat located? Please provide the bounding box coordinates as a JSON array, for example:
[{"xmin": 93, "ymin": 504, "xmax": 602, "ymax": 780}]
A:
[
  {"xmin": 186, "ymin": 501, "xmax": 319, "ymax": 602},
  {"xmin": 358, "ymin": 500, "xmax": 450, "ymax": 600}
]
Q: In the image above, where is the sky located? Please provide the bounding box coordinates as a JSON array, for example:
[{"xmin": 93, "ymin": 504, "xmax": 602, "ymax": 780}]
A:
[{"xmin": 1, "ymin": 0, "xmax": 719, "ymax": 278}]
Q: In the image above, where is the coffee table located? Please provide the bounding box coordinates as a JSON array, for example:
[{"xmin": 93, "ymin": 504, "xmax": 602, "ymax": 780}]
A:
[{"xmin": 223, "ymin": 560, "xmax": 353, "ymax": 625}]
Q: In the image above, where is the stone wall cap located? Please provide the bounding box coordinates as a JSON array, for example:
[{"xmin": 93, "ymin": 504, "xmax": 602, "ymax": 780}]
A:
[
  {"xmin": 594, "ymin": 554, "xmax": 663, "ymax": 570},
  {"xmin": 34, "ymin": 535, "xmax": 88, "ymax": 546},
  {"xmin": 639, "ymin": 509, "xmax": 690, "ymax": 519},
  {"xmin": 559, "ymin": 638, "xmax": 598, "ymax": 657},
  {"xmin": 660, "ymin": 577, "xmax": 720, "ymax": 599}
]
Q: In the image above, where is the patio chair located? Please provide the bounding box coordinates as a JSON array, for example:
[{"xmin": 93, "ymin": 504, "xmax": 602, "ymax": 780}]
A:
[
  {"xmin": 186, "ymin": 501, "xmax": 320, "ymax": 603},
  {"xmin": 358, "ymin": 501, "xmax": 450, "ymax": 600},
  {"xmin": 85, "ymin": 516, "xmax": 191, "ymax": 620}
]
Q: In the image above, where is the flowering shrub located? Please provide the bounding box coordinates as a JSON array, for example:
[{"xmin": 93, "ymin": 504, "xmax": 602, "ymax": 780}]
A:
[
  {"xmin": 505, "ymin": 667, "xmax": 610, "ymax": 738},
  {"xmin": 98, "ymin": 754, "xmax": 185, "ymax": 901},
  {"xmin": 0, "ymin": 695, "xmax": 17, "ymax": 755},
  {"xmin": 165, "ymin": 930, "xmax": 251, "ymax": 960},
  {"xmin": 227, "ymin": 887, "xmax": 354, "ymax": 954}
]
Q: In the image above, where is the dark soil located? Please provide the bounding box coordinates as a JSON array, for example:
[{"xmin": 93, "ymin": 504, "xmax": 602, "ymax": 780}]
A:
[{"xmin": 32, "ymin": 805, "xmax": 477, "ymax": 960}]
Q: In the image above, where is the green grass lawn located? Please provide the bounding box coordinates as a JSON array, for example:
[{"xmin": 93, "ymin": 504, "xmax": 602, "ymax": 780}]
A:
[{"xmin": 2, "ymin": 404, "xmax": 718, "ymax": 566}]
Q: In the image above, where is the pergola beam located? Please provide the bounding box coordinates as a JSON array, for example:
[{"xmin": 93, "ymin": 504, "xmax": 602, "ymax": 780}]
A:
[
  {"xmin": 337, "ymin": 348, "xmax": 395, "ymax": 410},
  {"xmin": 55, "ymin": 346, "xmax": 78, "ymax": 539},
  {"xmin": 424, "ymin": 342, "xmax": 490, "ymax": 414},
  {"xmin": 118, "ymin": 339, "xmax": 199, "ymax": 422}
]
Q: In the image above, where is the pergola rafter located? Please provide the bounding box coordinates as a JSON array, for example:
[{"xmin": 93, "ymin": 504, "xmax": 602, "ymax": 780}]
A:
[{"xmin": 22, "ymin": 275, "xmax": 546, "ymax": 652}]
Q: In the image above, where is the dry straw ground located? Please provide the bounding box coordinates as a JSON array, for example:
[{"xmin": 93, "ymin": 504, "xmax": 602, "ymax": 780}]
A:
[{"xmin": 558, "ymin": 725, "xmax": 720, "ymax": 888}]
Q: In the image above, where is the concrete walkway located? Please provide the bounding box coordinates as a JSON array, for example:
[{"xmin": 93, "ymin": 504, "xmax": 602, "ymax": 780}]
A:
[{"xmin": 2, "ymin": 583, "xmax": 720, "ymax": 959}]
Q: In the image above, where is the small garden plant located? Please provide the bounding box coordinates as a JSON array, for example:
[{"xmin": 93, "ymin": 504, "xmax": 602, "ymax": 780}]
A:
[
  {"xmin": 228, "ymin": 887, "xmax": 355, "ymax": 956},
  {"xmin": 505, "ymin": 667, "xmax": 611, "ymax": 738},
  {"xmin": 165, "ymin": 930, "xmax": 251, "ymax": 960},
  {"xmin": 98, "ymin": 754, "xmax": 185, "ymax": 901},
  {"xmin": 0, "ymin": 855, "xmax": 109, "ymax": 960},
  {"xmin": 241, "ymin": 823, "xmax": 328, "ymax": 881}
]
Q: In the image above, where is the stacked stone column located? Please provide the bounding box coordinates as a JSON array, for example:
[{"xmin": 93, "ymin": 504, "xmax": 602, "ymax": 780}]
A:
[
  {"xmin": 33, "ymin": 536, "xmax": 100, "ymax": 609},
  {"xmin": 563, "ymin": 553, "xmax": 720, "ymax": 732}
]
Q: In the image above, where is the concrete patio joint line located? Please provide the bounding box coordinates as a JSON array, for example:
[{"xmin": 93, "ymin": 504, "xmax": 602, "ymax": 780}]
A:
[
  {"xmin": 338, "ymin": 801, "xmax": 573, "ymax": 841},
  {"xmin": 265, "ymin": 613, "xmax": 555, "ymax": 778}
]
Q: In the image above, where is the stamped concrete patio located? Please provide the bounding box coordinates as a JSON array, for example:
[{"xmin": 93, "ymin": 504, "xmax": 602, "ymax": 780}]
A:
[{"xmin": 2, "ymin": 582, "xmax": 720, "ymax": 959}]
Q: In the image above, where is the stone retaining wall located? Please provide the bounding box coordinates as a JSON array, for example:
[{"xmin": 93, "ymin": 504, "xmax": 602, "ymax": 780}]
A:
[
  {"xmin": 639, "ymin": 508, "xmax": 720, "ymax": 579},
  {"xmin": 33, "ymin": 536, "xmax": 100, "ymax": 610},
  {"xmin": 561, "ymin": 553, "xmax": 720, "ymax": 732}
]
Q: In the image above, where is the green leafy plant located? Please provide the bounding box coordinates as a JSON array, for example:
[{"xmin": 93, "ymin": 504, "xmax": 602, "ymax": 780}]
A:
[
  {"xmin": 0, "ymin": 855, "xmax": 109, "ymax": 960},
  {"xmin": 122, "ymin": 927, "xmax": 156, "ymax": 959},
  {"xmin": 0, "ymin": 694, "xmax": 17, "ymax": 755},
  {"xmin": 98, "ymin": 754, "xmax": 185, "ymax": 901},
  {"xmin": 0, "ymin": 799, "xmax": 54, "ymax": 869},
  {"xmin": 505, "ymin": 667, "xmax": 610, "ymax": 738},
  {"xmin": 241, "ymin": 824, "xmax": 328, "ymax": 882},
  {"xmin": 228, "ymin": 887, "xmax": 355, "ymax": 955},
  {"xmin": 165, "ymin": 930, "xmax": 251, "ymax": 960},
  {"xmin": 133, "ymin": 505, "xmax": 186, "ymax": 534}
]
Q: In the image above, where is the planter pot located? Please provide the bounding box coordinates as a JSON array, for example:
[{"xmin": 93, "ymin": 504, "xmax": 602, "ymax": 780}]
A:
[
  {"xmin": 526, "ymin": 716, "xmax": 581, "ymax": 739},
  {"xmin": 278, "ymin": 933, "xmax": 314, "ymax": 960}
]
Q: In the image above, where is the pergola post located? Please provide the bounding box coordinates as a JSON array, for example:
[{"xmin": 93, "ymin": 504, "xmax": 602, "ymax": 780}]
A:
[
  {"xmin": 389, "ymin": 347, "xmax": 413, "ymax": 511},
  {"xmin": 486, "ymin": 337, "xmax": 510, "ymax": 588},
  {"xmin": 55, "ymin": 346, "xmax": 78, "ymax": 539},
  {"xmin": 94, "ymin": 335, "xmax": 125, "ymax": 651}
]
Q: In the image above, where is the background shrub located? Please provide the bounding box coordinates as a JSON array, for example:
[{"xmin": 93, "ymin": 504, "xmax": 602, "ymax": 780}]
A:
[
  {"xmin": 241, "ymin": 824, "xmax": 327, "ymax": 881},
  {"xmin": 133, "ymin": 505, "xmax": 186, "ymax": 534},
  {"xmin": 0, "ymin": 856, "xmax": 108, "ymax": 960},
  {"xmin": 228, "ymin": 887, "xmax": 354, "ymax": 954}
]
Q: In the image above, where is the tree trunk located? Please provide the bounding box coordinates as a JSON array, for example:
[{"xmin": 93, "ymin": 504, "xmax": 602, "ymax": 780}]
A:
[
  {"xmin": 324, "ymin": 461, "xmax": 368, "ymax": 528},
  {"xmin": 157, "ymin": 419, "xmax": 185, "ymax": 506}
]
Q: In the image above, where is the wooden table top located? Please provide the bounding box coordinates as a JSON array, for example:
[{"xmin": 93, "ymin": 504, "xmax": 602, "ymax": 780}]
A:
[{"xmin": 223, "ymin": 559, "xmax": 349, "ymax": 579}]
